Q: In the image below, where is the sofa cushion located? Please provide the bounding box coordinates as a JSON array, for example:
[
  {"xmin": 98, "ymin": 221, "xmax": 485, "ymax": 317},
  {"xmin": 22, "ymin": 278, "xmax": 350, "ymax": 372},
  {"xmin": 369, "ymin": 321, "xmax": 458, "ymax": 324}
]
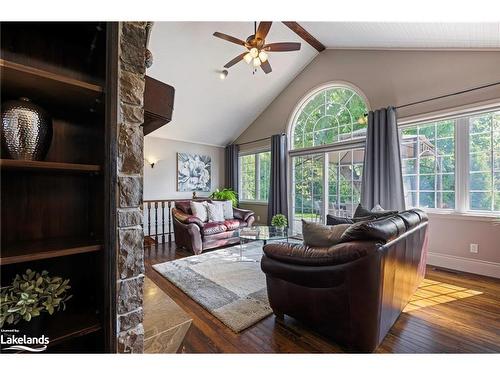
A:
[
  {"xmin": 202, "ymin": 221, "xmax": 228, "ymax": 235},
  {"xmin": 263, "ymin": 241, "xmax": 379, "ymax": 267},
  {"xmin": 224, "ymin": 219, "xmax": 241, "ymax": 231},
  {"xmin": 302, "ymin": 220, "xmax": 351, "ymax": 247},
  {"xmin": 397, "ymin": 210, "xmax": 421, "ymax": 229},
  {"xmin": 353, "ymin": 203, "xmax": 397, "ymax": 220},
  {"xmin": 412, "ymin": 209, "xmax": 428, "ymax": 222},
  {"xmin": 326, "ymin": 215, "xmax": 354, "ymax": 226},
  {"xmin": 340, "ymin": 215, "xmax": 406, "ymax": 243},
  {"xmin": 233, "ymin": 207, "xmax": 254, "ymax": 221}
]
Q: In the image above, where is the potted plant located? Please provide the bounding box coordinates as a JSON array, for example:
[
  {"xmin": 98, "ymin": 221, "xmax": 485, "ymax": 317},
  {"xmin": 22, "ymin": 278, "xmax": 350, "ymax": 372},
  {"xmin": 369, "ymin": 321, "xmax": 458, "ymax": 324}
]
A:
[
  {"xmin": 210, "ymin": 188, "xmax": 238, "ymax": 207},
  {"xmin": 271, "ymin": 214, "xmax": 288, "ymax": 229},
  {"xmin": 0, "ymin": 269, "xmax": 72, "ymax": 333}
]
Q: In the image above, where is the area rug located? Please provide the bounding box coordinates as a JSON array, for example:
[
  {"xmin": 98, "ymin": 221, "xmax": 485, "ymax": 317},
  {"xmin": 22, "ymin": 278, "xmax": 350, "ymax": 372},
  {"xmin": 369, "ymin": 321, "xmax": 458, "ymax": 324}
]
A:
[{"xmin": 152, "ymin": 242, "xmax": 272, "ymax": 332}]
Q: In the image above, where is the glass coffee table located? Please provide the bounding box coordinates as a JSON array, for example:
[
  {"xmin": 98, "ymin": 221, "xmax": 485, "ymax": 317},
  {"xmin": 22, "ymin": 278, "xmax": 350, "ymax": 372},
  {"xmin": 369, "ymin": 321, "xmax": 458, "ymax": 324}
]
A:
[{"xmin": 233, "ymin": 226, "xmax": 295, "ymax": 262}]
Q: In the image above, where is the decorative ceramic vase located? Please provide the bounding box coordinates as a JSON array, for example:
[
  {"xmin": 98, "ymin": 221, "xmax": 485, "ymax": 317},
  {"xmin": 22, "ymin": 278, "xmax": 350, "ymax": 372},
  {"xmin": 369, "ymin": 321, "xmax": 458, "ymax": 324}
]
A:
[{"xmin": 1, "ymin": 97, "xmax": 53, "ymax": 160}]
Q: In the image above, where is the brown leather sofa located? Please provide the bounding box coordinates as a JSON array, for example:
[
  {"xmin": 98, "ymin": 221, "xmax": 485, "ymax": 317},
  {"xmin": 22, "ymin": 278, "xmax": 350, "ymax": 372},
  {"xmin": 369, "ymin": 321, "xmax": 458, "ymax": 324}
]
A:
[
  {"xmin": 261, "ymin": 209, "xmax": 428, "ymax": 352},
  {"xmin": 172, "ymin": 200, "xmax": 255, "ymax": 255}
]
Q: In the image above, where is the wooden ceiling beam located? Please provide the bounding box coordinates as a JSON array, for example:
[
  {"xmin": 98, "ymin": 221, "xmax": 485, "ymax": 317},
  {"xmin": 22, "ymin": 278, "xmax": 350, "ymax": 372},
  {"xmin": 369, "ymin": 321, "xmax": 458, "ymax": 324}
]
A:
[{"xmin": 282, "ymin": 21, "xmax": 326, "ymax": 52}]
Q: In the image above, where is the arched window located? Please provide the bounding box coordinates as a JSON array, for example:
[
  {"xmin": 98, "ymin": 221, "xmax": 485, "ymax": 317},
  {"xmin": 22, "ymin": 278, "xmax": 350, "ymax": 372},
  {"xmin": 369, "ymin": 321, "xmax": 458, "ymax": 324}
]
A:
[{"xmin": 291, "ymin": 85, "xmax": 369, "ymax": 150}]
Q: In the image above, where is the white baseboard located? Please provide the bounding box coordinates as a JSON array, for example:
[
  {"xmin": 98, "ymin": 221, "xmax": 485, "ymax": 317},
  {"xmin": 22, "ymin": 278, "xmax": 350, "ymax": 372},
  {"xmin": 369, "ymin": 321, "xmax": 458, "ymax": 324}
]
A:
[{"xmin": 427, "ymin": 252, "xmax": 500, "ymax": 279}]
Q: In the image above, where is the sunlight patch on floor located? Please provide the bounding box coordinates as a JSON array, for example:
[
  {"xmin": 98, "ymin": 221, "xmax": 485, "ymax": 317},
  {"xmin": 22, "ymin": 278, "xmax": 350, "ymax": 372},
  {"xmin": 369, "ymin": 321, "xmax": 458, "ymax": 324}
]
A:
[{"xmin": 403, "ymin": 278, "xmax": 483, "ymax": 312}]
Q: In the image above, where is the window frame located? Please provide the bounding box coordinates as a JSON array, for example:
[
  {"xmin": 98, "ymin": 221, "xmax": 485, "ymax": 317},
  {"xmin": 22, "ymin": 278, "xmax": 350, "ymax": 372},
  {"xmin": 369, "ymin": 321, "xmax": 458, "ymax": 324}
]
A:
[
  {"xmin": 399, "ymin": 106, "xmax": 500, "ymax": 216},
  {"xmin": 238, "ymin": 149, "xmax": 271, "ymax": 204}
]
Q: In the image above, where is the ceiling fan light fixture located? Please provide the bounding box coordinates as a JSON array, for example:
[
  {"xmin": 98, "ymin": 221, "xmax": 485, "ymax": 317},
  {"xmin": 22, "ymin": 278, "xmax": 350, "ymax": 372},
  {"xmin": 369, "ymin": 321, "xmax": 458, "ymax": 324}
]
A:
[
  {"xmin": 219, "ymin": 69, "xmax": 228, "ymax": 80},
  {"xmin": 258, "ymin": 51, "xmax": 268, "ymax": 62},
  {"xmin": 250, "ymin": 47, "xmax": 259, "ymax": 58},
  {"xmin": 243, "ymin": 52, "xmax": 253, "ymax": 64},
  {"xmin": 253, "ymin": 57, "xmax": 262, "ymax": 67}
]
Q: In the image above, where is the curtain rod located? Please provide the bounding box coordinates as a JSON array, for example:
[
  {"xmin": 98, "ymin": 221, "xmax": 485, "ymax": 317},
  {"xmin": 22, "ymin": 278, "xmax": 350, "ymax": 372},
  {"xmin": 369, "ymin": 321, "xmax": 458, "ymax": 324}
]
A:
[
  {"xmin": 394, "ymin": 80, "xmax": 500, "ymax": 110},
  {"xmin": 233, "ymin": 133, "xmax": 285, "ymax": 147}
]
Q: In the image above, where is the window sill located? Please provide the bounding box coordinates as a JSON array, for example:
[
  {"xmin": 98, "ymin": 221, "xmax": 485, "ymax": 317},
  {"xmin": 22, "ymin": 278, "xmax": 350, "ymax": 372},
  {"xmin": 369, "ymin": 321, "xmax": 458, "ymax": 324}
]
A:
[
  {"xmin": 425, "ymin": 210, "xmax": 500, "ymax": 222},
  {"xmin": 239, "ymin": 200, "xmax": 268, "ymax": 206}
]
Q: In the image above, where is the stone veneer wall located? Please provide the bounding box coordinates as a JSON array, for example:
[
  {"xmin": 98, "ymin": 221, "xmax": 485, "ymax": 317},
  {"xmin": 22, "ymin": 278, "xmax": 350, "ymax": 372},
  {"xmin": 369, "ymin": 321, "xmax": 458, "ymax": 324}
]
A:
[{"xmin": 116, "ymin": 22, "xmax": 147, "ymax": 353}]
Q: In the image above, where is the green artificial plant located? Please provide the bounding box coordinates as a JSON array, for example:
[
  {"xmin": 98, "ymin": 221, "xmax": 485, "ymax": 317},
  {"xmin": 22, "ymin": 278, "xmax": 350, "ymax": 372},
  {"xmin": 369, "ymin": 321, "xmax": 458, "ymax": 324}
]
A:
[
  {"xmin": 210, "ymin": 188, "xmax": 238, "ymax": 207},
  {"xmin": 0, "ymin": 269, "xmax": 72, "ymax": 328},
  {"xmin": 271, "ymin": 214, "xmax": 288, "ymax": 228}
]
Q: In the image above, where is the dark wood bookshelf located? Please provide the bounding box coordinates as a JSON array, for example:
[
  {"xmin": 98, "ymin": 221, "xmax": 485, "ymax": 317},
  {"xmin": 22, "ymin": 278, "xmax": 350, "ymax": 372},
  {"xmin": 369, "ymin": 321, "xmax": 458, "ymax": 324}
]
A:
[
  {"xmin": 0, "ymin": 159, "xmax": 101, "ymax": 174},
  {"xmin": 0, "ymin": 22, "xmax": 117, "ymax": 353},
  {"xmin": 0, "ymin": 237, "xmax": 103, "ymax": 265}
]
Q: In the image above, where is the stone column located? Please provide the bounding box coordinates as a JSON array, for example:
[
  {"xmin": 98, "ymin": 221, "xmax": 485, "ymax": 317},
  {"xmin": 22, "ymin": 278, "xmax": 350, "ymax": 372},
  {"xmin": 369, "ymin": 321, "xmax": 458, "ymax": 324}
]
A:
[{"xmin": 116, "ymin": 22, "xmax": 147, "ymax": 353}]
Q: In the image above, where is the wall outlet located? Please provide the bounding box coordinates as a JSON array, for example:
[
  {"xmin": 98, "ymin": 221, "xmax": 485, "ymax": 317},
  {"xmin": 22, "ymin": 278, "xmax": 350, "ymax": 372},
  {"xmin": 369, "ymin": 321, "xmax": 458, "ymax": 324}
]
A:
[
  {"xmin": 469, "ymin": 243, "xmax": 479, "ymax": 254},
  {"xmin": 257, "ymin": 215, "xmax": 261, "ymax": 222}
]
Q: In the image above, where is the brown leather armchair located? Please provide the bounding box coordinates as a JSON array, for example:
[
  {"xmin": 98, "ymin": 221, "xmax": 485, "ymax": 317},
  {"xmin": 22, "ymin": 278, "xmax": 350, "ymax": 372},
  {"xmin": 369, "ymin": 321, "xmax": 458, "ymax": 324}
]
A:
[
  {"xmin": 172, "ymin": 200, "xmax": 255, "ymax": 254},
  {"xmin": 261, "ymin": 209, "xmax": 428, "ymax": 352}
]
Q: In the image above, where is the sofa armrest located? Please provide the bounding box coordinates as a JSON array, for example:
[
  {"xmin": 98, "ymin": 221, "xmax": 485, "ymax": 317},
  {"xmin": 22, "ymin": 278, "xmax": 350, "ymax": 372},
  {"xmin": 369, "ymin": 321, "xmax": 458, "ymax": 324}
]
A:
[
  {"xmin": 172, "ymin": 207, "xmax": 204, "ymax": 228},
  {"xmin": 233, "ymin": 207, "xmax": 254, "ymax": 222},
  {"xmin": 263, "ymin": 241, "xmax": 379, "ymax": 267}
]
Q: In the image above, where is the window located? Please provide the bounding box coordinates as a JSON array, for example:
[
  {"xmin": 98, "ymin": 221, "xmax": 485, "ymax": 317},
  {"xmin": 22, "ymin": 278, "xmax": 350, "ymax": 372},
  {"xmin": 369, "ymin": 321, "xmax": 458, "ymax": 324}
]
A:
[
  {"xmin": 292, "ymin": 86, "xmax": 368, "ymax": 149},
  {"xmin": 469, "ymin": 112, "xmax": 500, "ymax": 211},
  {"xmin": 289, "ymin": 84, "xmax": 369, "ymax": 232},
  {"xmin": 401, "ymin": 120, "xmax": 455, "ymax": 209},
  {"xmin": 239, "ymin": 151, "xmax": 271, "ymax": 202},
  {"xmin": 401, "ymin": 109, "xmax": 500, "ymax": 213}
]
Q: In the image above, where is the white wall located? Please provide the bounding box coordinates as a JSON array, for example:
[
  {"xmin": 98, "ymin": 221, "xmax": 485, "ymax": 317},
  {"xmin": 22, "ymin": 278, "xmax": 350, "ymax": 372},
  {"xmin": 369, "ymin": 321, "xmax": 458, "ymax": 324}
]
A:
[{"xmin": 143, "ymin": 136, "xmax": 225, "ymax": 201}]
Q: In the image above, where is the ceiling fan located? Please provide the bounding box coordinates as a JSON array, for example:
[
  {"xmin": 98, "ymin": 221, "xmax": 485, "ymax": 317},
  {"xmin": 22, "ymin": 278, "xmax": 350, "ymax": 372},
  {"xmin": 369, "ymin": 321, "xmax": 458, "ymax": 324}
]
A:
[{"xmin": 213, "ymin": 21, "xmax": 301, "ymax": 74}]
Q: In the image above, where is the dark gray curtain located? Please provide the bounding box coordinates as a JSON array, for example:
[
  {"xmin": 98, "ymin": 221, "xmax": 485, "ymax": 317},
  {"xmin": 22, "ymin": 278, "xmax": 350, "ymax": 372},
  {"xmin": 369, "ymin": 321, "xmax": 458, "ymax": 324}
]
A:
[
  {"xmin": 224, "ymin": 144, "xmax": 239, "ymax": 192},
  {"xmin": 361, "ymin": 107, "xmax": 405, "ymax": 211},
  {"xmin": 267, "ymin": 134, "xmax": 289, "ymax": 224}
]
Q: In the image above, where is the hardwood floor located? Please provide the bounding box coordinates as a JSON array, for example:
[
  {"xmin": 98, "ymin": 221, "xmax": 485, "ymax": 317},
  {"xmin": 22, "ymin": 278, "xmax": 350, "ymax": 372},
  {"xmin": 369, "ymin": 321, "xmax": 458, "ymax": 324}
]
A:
[{"xmin": 145, "ymin": 242, "xmax": 500, "ymax": 353}]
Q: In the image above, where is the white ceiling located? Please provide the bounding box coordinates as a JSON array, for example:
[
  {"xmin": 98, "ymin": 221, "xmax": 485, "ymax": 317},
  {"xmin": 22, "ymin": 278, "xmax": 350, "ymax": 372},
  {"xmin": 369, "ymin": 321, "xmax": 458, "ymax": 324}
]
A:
[
  {"xmin": 147, "ymin": 22, "xmax": 317, "ymax": 146},
  {"xmin": 302, "ymin": 22, "xmax": 500, "ymax": 49}
]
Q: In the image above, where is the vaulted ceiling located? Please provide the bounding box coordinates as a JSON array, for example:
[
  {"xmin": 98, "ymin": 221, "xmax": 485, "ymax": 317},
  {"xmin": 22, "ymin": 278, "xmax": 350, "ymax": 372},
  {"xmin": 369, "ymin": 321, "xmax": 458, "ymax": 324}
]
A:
[{"xmin": 147, "ymin": 22, "xmax": 500, "ymax": 146}]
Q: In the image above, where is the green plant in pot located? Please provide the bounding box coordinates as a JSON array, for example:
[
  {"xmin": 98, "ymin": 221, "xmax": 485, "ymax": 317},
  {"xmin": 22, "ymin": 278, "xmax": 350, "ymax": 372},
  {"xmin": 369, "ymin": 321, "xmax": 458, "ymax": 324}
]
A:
[
  {"xmin": 271, "ymin": 214, "xmax": 288, "ymax": 229},
  {"xmin": 210, "ymin": 188, "xmax": 238, "ymax": 207},
  {"xmin": 0, "ymin": 269, "xmax": 72, "ymax": 329}
]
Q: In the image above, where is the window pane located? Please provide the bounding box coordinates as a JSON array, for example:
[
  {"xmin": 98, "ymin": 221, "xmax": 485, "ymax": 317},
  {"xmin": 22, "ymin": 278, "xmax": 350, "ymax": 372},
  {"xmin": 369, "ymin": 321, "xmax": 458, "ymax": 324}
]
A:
[
  {"xmin": 437, "ymin": 191, "xmax": 455, "ymax": 209},
  {"xmin": 438, "ymin": 173, "xmax": 455, "ymax": 191},
  {"xmin": 402, "ymin": 158, "xmax": 417, "ymax": 174},
  {"xmin": 419, "ymin": 156, "xmax": 435, "ymax": 174},
  {"xmin": 405, "ymin": 191, "xmax": 418, "ymax": 208},
  {"xmin": 419, "ymin": 192, "xmax": 435, "ymax": 208},
  {"xmin": 436, "ymin": 137, "xmax": 454, "ymax": 155},
  {"xmin": 470, "ymin": 172, "xmax": 492, "ymax": 191},
  {"xmin": 470, "ymin": 133, "xmax": 491, "ymax": 152},
  {"xmin": 404, "ymin": 175, "xmax": 417, "ymax": 191},
  {"xmin": 470, "ymin": 152, "xmax": 492, "ymax": 172},
  {"xmin": 258, "ymin": 152, "xmax": 271, "ymax": 201},
  {"xmin": 470, "ymin": 192, "xmax": 492, "ymax": 211},
  {"xmin": 419, "ymin": 174, "xmax": 435, "ymax": 190},
  {"xmin": 437, "ymin": 155, "xmax": 454, "ymax": 173}
]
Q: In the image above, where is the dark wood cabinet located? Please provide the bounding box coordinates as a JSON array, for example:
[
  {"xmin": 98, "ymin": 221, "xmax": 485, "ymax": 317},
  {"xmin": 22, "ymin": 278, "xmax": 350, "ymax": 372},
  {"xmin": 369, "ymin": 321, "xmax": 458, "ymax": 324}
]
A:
[{"xmin": 0, "ymin": 22, "xmax": 117, "ymax": 353}]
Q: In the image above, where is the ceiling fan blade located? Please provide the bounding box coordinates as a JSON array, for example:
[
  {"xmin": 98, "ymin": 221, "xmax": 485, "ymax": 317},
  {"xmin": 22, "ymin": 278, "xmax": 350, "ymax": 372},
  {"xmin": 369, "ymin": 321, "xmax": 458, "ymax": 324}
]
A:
[
  {"xmin": 213, "ymin": 32, "xmax": 246, "ymax": 46},
  {"xmin": 224, "ymin": 52, "xmax": 247, "ymax": 69},
  {"xmin": 256, "ymin": 22, "xmax": 272, "ymax": 40},
  {"xmin": 261, "ymin": 60, "xmax": 272, "ymax": 74},
  {"xmin": 264, "ymin": 42, "xmax": 301, "ymax": 52}
]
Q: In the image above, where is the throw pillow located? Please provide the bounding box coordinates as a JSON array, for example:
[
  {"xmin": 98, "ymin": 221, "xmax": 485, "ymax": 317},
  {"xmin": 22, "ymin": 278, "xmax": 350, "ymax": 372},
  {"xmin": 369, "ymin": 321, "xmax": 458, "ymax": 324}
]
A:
[
  {"xmin": 353, "ymin": 203, "xmax": 397, "ymax": 220},
  {"xmin": 326, "ymin": 214, "xmax": 354, "ymax": 226},
  {"xmin": 206, "ymin": 202, "xmax": 225, "ymax": 222},
  {"xmin": 301, "ymin": 220, "xmax": 351, "ymax": 247},
  {"xmin": 190, "ymin": 201, "xmax": 208, "ymax": 222},
  {"xmin": 212, "ymin": 200, "xmax": 234, "ymax": 219}
]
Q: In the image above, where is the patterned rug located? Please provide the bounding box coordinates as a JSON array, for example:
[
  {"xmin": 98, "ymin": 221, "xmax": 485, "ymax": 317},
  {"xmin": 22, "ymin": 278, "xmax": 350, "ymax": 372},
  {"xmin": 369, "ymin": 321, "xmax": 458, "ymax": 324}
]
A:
[{"xmin": 152, "ymin": 242, "xmax": 272, "ymax": 332}]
